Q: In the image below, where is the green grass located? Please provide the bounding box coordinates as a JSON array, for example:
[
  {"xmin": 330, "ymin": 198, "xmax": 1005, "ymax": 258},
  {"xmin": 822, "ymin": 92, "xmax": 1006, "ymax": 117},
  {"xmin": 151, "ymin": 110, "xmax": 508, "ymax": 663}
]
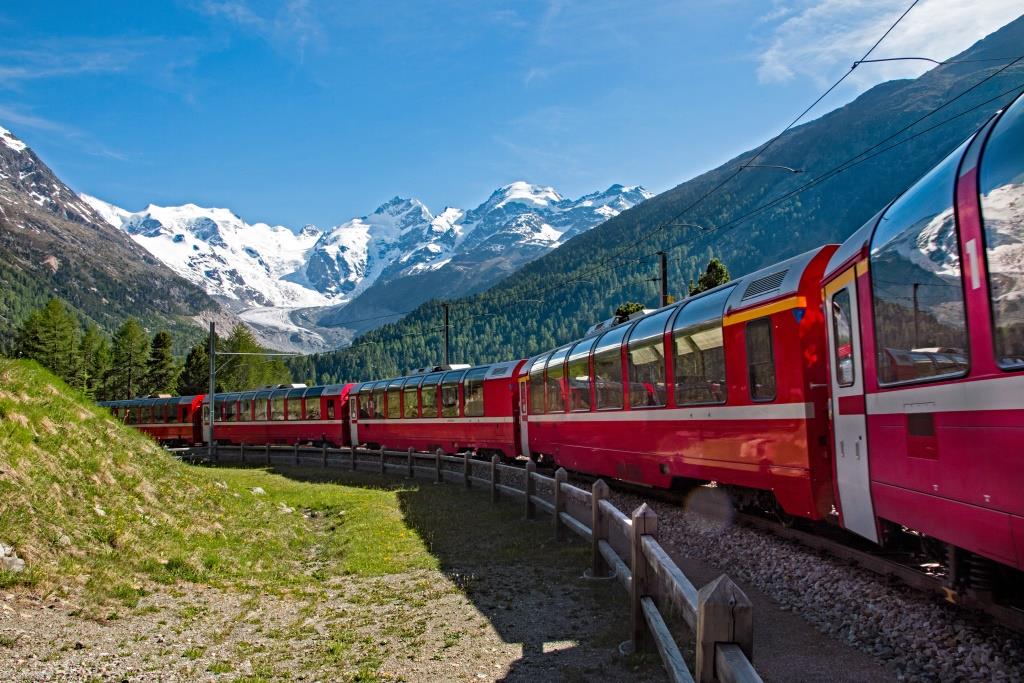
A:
[{"xmin": 0, "ymin": 359, "xmax": 437, "ymax": 606}]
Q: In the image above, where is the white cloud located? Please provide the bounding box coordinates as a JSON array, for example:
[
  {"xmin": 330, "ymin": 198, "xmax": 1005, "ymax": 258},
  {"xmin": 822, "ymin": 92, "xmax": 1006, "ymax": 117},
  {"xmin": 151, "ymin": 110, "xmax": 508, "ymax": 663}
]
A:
[
  {"xmin": 757, "ymin": 0, "xmax": 1022, "ymax": 88},
  {"xmin": 198, "ymin": 0, "xmax": 326, "ymax": 61}
]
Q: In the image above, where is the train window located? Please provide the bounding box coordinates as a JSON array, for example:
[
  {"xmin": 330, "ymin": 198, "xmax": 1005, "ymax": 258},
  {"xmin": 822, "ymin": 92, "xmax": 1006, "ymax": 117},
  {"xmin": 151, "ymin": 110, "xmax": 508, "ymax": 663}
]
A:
[
  {"xmin": 237, "ymin": 399, "xmax": 249, "ymax": 422},
  {"xmin": 287, "ymin": 391, "xmax": 303, "ymax": 420},
  {"xmin": 627, "ymin": 309, "xmax": 672, "ymax": 408},
  {"xmin": 545, "ymin": 347, "xmax": 571, "ymax": 413},
  {"xmin": 386, "ymin": 389, "xmax": 402, "ymax": 419},
  {"xmin": 224, "ymin": 400, "xmax": 236, "ymax": 422},
  {"xmin": 831, "ymin": 291, "xmax": 856, "ymax": 387},
  {"xmin": 980, "ymin": 96, "xmax": 1024, "ymax": 369},
  {"xmin": 306, "ymin": 397, "xmax": 320, "ymax": 420},
  {"xmin": 372, "ymin": 381, "xmax": 387, "ymax": 419},
  {"xmin": 326, "ymin": 399, "xmax": 336, "ymax": 420},
  {"xmin": 402, "ymin": 377, "xmax": 423, "ymax": 419},
  {"xmin": 871, "ymin": 140, "xmax": 970, "ymax": 385},
  {"xmin": 746, "ymin": 318, "xmax": 776, "ymax": 401},
  {"xmin": 270, "ymin": 392, "xmax": 286, "ymax": 420},
  {"xmin": 421, "ymin": 372, "xmax": 443, "ymax": 418},
  {"xmin": 254, "ymin": 394, "xmax": 270, "ymax": 421},
  {"xmin": 594, "ymin": 324, "xmax": 630, "ymax": 410},
  {"xmin": 672, "ymin": 287, "xmax": 732, "ymax": 405},
  {"xmin": 463, "ymin": 367, "xmax": 489, "ymax": 417},
  {"xmin": 566, "ymin": 337, "xmax": 597, "ymax": 411},
  {"xmin": 528, "ymin": 354, "xmax": 549, "ymax": 414},
  {"xmin": 441, "ymin": 371, "xmax": 463, "ymax": 417}
]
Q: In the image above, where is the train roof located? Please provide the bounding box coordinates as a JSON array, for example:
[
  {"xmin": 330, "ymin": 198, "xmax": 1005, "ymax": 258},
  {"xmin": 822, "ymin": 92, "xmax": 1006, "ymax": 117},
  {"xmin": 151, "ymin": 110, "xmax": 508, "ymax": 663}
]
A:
[{"xmin": 724, "ymin": 246, "xmax": 831, "ymax": 315}]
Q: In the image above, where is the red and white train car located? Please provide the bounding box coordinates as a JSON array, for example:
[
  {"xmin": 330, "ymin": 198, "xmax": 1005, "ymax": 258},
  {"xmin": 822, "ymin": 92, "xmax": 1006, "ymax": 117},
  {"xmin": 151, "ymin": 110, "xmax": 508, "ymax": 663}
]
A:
[
  {"xmin": 101, "ymin": 395, "xmax": 204, "ymax": 446},
  {"xmin": 522, "ymin": 245, "xmax": 837, "ymax": 520},
  {"xmin": 200, "ymin": 384, "xmax": 354, "ymax": 447},
  {"xmin": 820, "ymin": 92, "xmax": 1024, "ymax": 572},
  {"xmin": 348, "ymin": 361, "xmax": 527, "ymax": 458}
]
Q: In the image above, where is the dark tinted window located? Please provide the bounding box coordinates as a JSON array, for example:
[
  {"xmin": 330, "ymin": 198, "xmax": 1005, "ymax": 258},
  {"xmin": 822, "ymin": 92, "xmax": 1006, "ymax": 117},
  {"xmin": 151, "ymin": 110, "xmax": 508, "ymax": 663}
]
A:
[
  {"xmin": 831, "ymin": 290, "xmax": 855, "ymax": 387},
  {"xmin": 566, "ymin": 337, "xmax": 596, "ymax": 411},
  {"xmin": 746, "ymin": 318, "xmax": 776, "ymax": 401},
  {"xmin": 594, "ymin": 325, "xmax": 629, "ymax": 409},
  {"xmin": 870, "ymin": 140, "xmax": 970, "ymax": 385},
  {"xmin": 627, "ymin": 309, "xmax": 672, "ymax": 408},
  {"xmin": 463, "ymin": 367, "xmax": 489, "ymax": 417},
  {"xmin": 673, "ymin": 288, "xmax": 731, "ymax": 405},
  {"xmin": 980, "ymin": 96, "xmax": 1024, "ymax": 369}
]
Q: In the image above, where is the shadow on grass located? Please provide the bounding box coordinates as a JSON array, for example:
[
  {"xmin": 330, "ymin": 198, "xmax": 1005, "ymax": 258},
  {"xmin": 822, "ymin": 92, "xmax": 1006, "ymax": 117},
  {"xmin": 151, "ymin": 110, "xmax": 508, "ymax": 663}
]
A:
[{"xmin": 255, "ymin": 462, "xmax": 663, "ymax": 682}]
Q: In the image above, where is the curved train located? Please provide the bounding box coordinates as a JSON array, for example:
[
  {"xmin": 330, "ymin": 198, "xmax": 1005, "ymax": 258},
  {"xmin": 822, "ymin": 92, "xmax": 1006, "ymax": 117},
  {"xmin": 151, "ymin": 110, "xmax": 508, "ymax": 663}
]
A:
[{"xmin": 102, "ymin": 93, "xmax": 1024, "ymax": 598}]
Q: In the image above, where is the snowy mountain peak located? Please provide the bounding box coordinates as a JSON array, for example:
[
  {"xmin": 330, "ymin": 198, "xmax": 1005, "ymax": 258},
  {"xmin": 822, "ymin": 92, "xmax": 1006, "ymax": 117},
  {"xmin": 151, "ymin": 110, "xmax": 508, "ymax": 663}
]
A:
[
  {"xmin": 489, "ymin": 181, "xmax": 563, "ymax": 210},
  {"xmin": 0, "ymin": 125, "xmax": 27, "ymax": 153}
]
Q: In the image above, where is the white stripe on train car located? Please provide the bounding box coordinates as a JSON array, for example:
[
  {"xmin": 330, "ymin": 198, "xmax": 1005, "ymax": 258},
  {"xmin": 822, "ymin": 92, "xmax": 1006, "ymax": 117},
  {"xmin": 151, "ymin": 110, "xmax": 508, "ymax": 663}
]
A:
[
  {"xmin": 357, "ymin": 417, "xmax": 515, "ymax": 425},
  {"xmin": 526, "ymin": 402, "xmax": 815, "ymax": 423},
  {"xmin": 866, "ymin": 375, "xmax": 1024, "ymax": 415}
]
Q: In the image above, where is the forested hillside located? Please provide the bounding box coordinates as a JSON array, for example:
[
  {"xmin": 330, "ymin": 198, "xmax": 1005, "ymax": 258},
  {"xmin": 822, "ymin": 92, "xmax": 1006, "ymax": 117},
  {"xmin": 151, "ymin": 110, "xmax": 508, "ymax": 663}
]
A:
[{"xmin": 292, "ymin": 17, "xmax": 1024, "ymax": 384}]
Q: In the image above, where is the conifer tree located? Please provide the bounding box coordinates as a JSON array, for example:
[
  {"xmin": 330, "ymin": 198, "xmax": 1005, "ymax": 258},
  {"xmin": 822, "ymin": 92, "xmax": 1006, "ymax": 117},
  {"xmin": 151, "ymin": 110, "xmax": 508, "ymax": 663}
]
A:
[
  {"xmin": 146, "ymin": 331, "xmax": 179, "ymax": 394},
  {"xmin": 80, "ymin": 324, "xmax": 112, "ymax": 399},
  {"xmin": 110, "ymin": 318, "xmax": 150, "ymax": 398},
  {"xmin": 220, "ymin": 324, "xmax": 290, "ymax": 391},
  {"xmin": 689, "ymin": 257, "xmax": 731, "ymax": 295},
  {"xmin": 178, "ymin": 342, "xmax": 211, "ymax": 395},
  {"xmin": 16, "ymin": 298, "xmax": 81, "ymax": 384}
]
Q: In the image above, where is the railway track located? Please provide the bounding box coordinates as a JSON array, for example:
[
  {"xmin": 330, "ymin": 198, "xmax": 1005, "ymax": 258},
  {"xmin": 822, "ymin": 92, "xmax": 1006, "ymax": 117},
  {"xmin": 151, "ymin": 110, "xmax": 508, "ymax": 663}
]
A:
[{"xmin": 179, "ymin": 443, "xmax": 1024, "ymax": 634}]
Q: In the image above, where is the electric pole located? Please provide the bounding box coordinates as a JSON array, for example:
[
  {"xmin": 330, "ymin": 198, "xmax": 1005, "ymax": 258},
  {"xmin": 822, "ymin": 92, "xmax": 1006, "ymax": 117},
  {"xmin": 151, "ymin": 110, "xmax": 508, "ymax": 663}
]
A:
[
  {"xmin": 442, "ymin": 302, "xmax": 450, "ymax": 368},
  {"xmin": 208, "ymin": 321, "xmax": 216, "ymax": 458},
  {"xmin": 657, "ymin": 251, "xmax": 669, "ymax": 307}
]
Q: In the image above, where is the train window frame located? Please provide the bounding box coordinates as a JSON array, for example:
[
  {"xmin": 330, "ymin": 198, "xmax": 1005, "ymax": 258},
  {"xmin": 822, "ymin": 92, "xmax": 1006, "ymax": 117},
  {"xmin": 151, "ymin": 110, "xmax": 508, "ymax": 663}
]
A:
[
  {"xmin": 545, "ymin": 346, "xmax": 572, "ymax": 414},
  {"xmin": 441, "ymin": 370, "xmax": 464, "ymax": 418},
  {"xmin": 671, "ymin": 287, "xmax": 733, "ymax": 406},
  {"xmin": 593, "ymin": 323, "xmax": 631, "ymax": 410},
  {"xmin": 528, "ymin": 353, "xmax": 551, "ymax": 414},
  {"xmin": 626, "ymin": 308, "xmax": 673, "ymax": 409},
  {"xmin": 745, "ymin": 317, "xmax": 777, "ymax": 402},
  {"xmin": 420, "ymin": 372, "xmax": 443, "ymax": 418},
  {"xmin": 977, "ymin": 94, "xmax": 1024, "ymax": 371},
  {"xmin": 869, "ymin": 138, "xmax": 971, "ymax": 388},
  {"xmin": 463, "ymin": 367, "xmax": 489, "ymax": 417},
  {"xmin": 566, "ymin": 337, "xmax": 597, "ymax": 412}
]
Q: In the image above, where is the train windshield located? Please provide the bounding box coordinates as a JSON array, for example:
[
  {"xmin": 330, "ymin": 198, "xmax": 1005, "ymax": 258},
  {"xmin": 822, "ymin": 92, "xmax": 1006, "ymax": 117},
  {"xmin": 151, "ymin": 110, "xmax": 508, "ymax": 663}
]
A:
[
  {"xmin": 870, "ymin": 138, "xmax": 971, "ymax": 385},
  {"xmin": 980, "ymin": 95, "xmax": 1024, "ymax": 369}
]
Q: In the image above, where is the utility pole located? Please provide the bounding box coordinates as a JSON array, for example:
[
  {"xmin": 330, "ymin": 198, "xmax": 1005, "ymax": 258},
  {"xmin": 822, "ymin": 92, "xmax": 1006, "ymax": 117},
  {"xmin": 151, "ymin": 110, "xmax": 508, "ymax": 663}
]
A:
[
  {"xmin": 208, "ymin": 321, "xmax": 216, "ymax": 458},
  {"xmin": 657, "ymin": 251, "xmax": 669, "ymax": 307},
  {"xmin": 442, "ymin": 303, "xmax": 450, "ymax": 368}
]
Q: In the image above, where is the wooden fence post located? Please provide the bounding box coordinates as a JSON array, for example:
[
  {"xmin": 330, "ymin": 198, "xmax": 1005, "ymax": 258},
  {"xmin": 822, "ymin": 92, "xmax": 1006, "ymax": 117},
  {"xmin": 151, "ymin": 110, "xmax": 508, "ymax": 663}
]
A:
[
  {"xmin": 240, "ymin": 442, "xmax": 246, "ymax": 464},
  {"xmin": 463, "ymin": 452, "xmax": 471, "ymax": 488},
  {"xmin": 553, "ymin": 468, "xmax": 567, "ymax": 541},
  {"xmin": 591, "ymin": 480, "xmax": 610, "ymax": 577},
  {"xmin": 630, "ymin": 503, "xmax": 658, "ymax": 653},
  {"xmin": 435, "ymin": 448, "xmax": 442, "ymax": 483},
  {"xmin": 696, "ymin": 575, "xmax": 754, "ymax": 683},
  {"xmin": 524, "ymin": 460, "xmax": 536, "ymax": 519},
  {"xmin": 407, "ymin": 447, "xmax": 414, "ymax": 478},
  {"xmin": 265, "ymin": 443, "xmax": 270, "ymax": 465},
  {"xmin": 350, "ymin": 446, "xmax": 357, "ymax": 471},
  {"xmin": 322, "ymin": 443, "xmax": 328, "ymax": 468},
  {"xmin": 294, "ymin": 443, "xmax": 300, "ymax": 466},
  {"xmin": 379, "ymin": 445, "xmax": 386, "ymax": 475},
  {"xmin": 490, "ymin": 455, "xmax": 499, "ymax": 504}
]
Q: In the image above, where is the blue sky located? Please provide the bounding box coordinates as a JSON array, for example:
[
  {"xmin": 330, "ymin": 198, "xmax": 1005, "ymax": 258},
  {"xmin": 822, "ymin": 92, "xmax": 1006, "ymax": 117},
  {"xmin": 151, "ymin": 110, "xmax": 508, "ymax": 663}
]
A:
[{"xmin": 1, "ymin": 1, "xmax": 1020, "ymax": 228}]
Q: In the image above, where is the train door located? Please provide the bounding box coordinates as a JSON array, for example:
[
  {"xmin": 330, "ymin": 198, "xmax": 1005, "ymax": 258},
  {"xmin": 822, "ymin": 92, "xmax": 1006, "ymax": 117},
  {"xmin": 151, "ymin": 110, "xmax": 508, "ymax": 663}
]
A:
[
  {"xmin": 824, "ymin": 267, "xmax": 878, "ymax": 542},
  {"xmin": 349, "ymin": 393, "xmax": 360, "ymax": 446},
  {"xmin": 518, "ymin": 379, "xmax": 530, "ymax": 458}
]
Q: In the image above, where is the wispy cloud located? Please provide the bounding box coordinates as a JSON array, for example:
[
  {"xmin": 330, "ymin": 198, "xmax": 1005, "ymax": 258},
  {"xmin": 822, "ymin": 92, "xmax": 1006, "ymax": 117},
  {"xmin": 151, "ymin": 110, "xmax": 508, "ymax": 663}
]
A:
[
  {"xmin": 0, "ymin": 104, "xmax": 127, "ymax": 160},
  {"xmin": 198, "ymin": 0, "xmax": 326, "ymax": 61},
  {"xmin": 756, "ymin": 0, "xmax": 1023, "ymax": 88}
]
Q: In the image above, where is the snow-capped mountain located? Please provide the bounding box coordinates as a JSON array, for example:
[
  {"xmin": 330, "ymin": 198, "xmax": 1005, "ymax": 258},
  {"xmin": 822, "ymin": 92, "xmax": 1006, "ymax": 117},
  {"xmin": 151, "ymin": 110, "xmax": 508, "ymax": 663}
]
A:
[{"xmin": 84, "ymin": 181, "xmax": 650, "ymax": 349}]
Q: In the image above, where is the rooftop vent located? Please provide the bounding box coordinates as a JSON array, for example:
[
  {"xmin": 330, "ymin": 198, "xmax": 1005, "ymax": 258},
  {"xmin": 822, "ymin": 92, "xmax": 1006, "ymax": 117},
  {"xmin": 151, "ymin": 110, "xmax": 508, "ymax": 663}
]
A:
[{"xmin": 741, "ymin": 270, "xmax": 788, "ymax": 301}]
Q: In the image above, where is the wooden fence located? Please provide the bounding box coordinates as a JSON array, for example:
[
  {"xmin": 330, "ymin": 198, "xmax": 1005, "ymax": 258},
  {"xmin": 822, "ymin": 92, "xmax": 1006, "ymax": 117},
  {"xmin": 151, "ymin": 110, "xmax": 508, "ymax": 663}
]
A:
[{"xmin": 196, "ymin": 443, "xmax": 762, "ymax": 683}]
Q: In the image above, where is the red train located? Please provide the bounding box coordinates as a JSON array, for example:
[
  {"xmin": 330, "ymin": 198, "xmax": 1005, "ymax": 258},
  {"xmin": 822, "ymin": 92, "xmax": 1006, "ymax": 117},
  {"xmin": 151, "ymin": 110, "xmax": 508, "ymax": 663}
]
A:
[{"xmin": 102, "ymin": 93, "xmax": 1023, "ymax": 595}]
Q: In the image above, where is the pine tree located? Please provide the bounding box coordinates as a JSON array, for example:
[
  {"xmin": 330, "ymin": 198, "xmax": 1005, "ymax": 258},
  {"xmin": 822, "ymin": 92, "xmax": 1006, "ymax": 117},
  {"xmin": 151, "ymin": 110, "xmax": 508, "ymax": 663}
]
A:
[
  {"xmin": 80, "ymin": 324, "xmax": 112, "ymax": 399},
  {"xmin": 220, "ymin": 324, "xmax": 290, "ymax": 391},
  {"xmin": 177, "ymin": 342, "xmax": 210, "ymax": 395},
  {"xmin": 146, "ymin": 331, "xmax": 179, "ymax": 394},
  {"xmin": 15, "ymin": 298, "xmax": 81, "ymax": 385},
  {"xmin": 109, "ymin": 318, "xmax": 150, "ymax": 398},
  {"xmin": 689, "ymin": 257, "xmax": 731, "ymax": 295}
]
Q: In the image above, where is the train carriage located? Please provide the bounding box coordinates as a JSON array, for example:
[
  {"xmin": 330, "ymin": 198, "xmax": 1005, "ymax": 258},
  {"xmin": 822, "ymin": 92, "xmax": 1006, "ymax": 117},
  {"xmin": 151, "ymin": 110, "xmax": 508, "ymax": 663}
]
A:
[
  {"xmin": 821, "ymin": 92, "xmax": 1024, "ymax": 573},
  {"xmin": 201, "ymin": 383, "xmax": 353, "ymax": 447},
  {"xmin": 524, "ymin": 245, "xmax": 838, "ymax": 519},
  {"xmin": 100, "ymin": 394, "xmax": 204, "ymax": 446},
  {"xmin": 349, "ymin": 361, "xmax": 527, "ymax": 458}
]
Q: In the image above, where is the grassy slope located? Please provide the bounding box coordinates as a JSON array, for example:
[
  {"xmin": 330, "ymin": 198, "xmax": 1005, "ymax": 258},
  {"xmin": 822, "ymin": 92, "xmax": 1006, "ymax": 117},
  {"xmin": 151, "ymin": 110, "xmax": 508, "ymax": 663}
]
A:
[{"xmin": 0, "ymin": 358, "xmax": 432, "ymax": 604}]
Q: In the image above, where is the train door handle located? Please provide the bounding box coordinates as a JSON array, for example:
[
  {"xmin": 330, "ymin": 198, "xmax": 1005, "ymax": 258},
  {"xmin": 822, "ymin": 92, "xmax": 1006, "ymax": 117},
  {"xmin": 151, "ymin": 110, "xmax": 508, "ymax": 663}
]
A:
[
  {"xmin": 840, "ymin": 441, "xmax": 845, "ymax": 457},
  {"xmin": 855, "ymin": 441, "xmax": 861, "ymax": 460},
  {"xmin": 809, "ymin": 383, "xmax": 828, "ymax": 390}
]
